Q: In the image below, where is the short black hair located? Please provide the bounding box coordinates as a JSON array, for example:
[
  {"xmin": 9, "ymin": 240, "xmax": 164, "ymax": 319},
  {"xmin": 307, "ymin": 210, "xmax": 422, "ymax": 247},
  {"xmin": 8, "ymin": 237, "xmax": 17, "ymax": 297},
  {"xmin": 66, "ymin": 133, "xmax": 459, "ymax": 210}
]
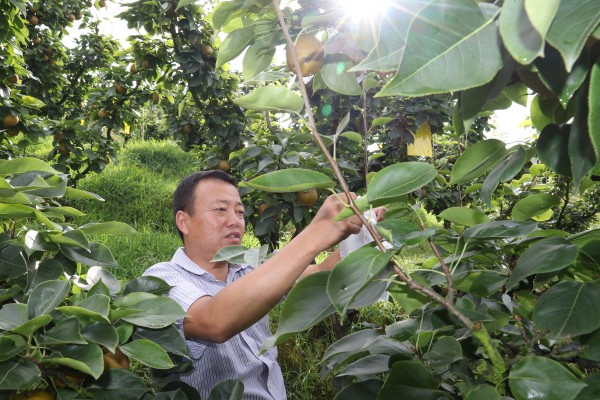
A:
[{"xmin": 172, "ymin": 170, "xmax": 238, "ymax": 240}]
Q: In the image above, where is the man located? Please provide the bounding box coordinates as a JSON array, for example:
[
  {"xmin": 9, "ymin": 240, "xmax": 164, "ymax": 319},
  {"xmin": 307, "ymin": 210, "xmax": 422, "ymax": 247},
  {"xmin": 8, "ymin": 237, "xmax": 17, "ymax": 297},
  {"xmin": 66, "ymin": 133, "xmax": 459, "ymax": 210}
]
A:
[{"xmin": 143, "ymin": 170, "xmax": 367, "ymax": 399}]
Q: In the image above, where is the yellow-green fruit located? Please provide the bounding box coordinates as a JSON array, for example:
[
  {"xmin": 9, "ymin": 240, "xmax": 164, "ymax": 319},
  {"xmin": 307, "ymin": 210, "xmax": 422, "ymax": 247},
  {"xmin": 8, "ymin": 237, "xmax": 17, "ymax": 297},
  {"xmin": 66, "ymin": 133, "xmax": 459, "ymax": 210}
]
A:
[
  {"xmin": 2, "ymin": 114, "xmax": 19, "ymax": 127},
  {"xmin": 115, "ymin": 84, "xmax": 127, "ymax": 95},
  {"xmin": 286, "ymin": 35, "xmax": 325, "ymax": 77},
  {"xmin": 200, "ymin": 44, "xmax": 214, "ymax": 59},
  {"xmin": 296, "ymin": 188, "xmax": 318, "ymax": 206},
  {"xmin": 97, "ymin": 109, "xmax": 108, "ymax": 118},
  {"xmin": 216, "ymin": 159, "xmax": 231, "ymax": 172},
  {"xmin": 130, "ymin": 64, "xmax": 138, "ymax": 74}
]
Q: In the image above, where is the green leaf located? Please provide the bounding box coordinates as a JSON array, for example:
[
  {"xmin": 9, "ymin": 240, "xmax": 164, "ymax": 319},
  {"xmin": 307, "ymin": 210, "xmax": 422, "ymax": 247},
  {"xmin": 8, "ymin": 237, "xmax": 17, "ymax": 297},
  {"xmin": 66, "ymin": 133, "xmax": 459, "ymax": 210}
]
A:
[
  {"xmin": 321, "ymin": 329, "xmax": 380, "ymax": 373},
  {"xmin": 524, "ymin": 0, "xmax": 560, "ymax": 38},
  {"xmin": 82, "ymin": 321, "xmax": 120, "ymax": 352},
  {"xmin": 327, "ymin": 247, "xmax": 393, "ymax": 316},
  {"xmin": 371, "ymin": 117, "xmax": 393, "ymax": 128},
  {"xmin": 133, "ymin": 326, "xmax": 189, "ymax": 358},
  {"xmin": 379, "ymin": 360, "xmax": 449, "ymax": 400},
  {"xmin": 464, "ymin": 220, "xmax": 538, "ymax": 240},
  {"xmin": 121, "ymin": 297, "xmax": 186, "ymax": 329},
  {"xmin": 209, "ymin": 0, "xmax": 242, "ymax": 31},
  {"xmin": 499, "ymin": 0, "xmax": 544, "ymax": 64},
  {"xmin": 388, "ymin": 283, "xmax": 429, "ymax": 315},
  {"xmin": 546, "ymin": 0, "xmax": 600, "ymax": 72},
  {"xmin": 262, "ymin": 272, "xmax": 335, "ymax": 350},
  {"xmin": 338, "ymin": 354, "xmax": 390, "ymax": 377},
  {"xmin": 45, "ymin": 343, "xmax": 104, "ymax": 379},
  {"xmin": 12, "ymin": 315, "xmax": 52, "ymax": 337},
  {"xmin": 78, "ymin": 221, "xmax": 136, "ymax": 235},
  {"xmin": 464, "ymin": 384, "xmax": 501, "ymax": 400},
  {"xmin": 377, "ymin": 0, "xmax": 502, "ymax": 97},
  {"xmin": 0, "ymin": 203, "xmax": 35, "ymax": 218},
  {"xmin": 38, "ymin": 318, "xmax": 87, "ymax": 346},
  {"xmin": 438, "ymin": 207, "xmax": 490, "ymax": 227},
  {"xmin": 0, "ymin": 335, "xmax": 27, "ymax": 361},
  {"xmin": 20, "ymin": 95, "xmax": 46, "ymax": 109},
  {"xmin": 0, "ymin": 360, "xmax": 41, "ymax": 390},
  {"xmin": 590, "ymin": 59, "xmax": 600, "ymax": 163},
  {"xmin": 175, "ymin": 0, "xmax": 196, "ymax": 11},
  {"xmin": 569, "ymin": 83, "xmax": 596, "ymax": 191},
  {"xmin": 509, "ymin": 356, "xmax": 587, "ymax": 400},
  {"xmin": 481, "ymin": 146, "xmax": 528, "ymax": 206},
  {"xmin": 319, "ymin": 59, "xmax": 362, "ymax": 96},
  {"xmin": 506, "ymin": 237, "xmax": 578, "ymax": 290},
  {"xmin": 533, "ymin": 282, "xmax": 600, "ymax": 338},
  {"xmin": 64, "ymin": 187, "xmax": 104, "ymax": 201},
  {"xmin": 48, "ymin": 229, "xmax": 90, "ymax": 251},
  {"xmin": 120, "ymin": 339, "xmax": 175, "ymax": 369},
  {"xmin": 368, "ymin": 162, "xmax": 437, "ymax": 206},
  {"xmin": 88, "ymin": 368, "xmax": 148, "ymax": 400},
  {"xmin": 537, "ymin": 123, "xmax": 572, "ymax": 176},
  {"xmin": 450, "ymin": 139, "xmax": 507, "ymax": 185},
  {"xmin": 240, "ymin": 169, "xmax": 335, "ymax": 192},
  {"xmin": 61, "ymin": 242, "xmax": 118, "ymax": 268},
  {"xmin": 27, "ymin": 279, "xmax": 70, "ymax": 319},
  {"xmin": 511, "ymin": 193, "xmax": 560, "ymax": 221},
  {"xmin": 207, "ymin": 379, "xmax": 245, "ymax": 400},
  {"xmin": 423, "ymin": 336, "xmax": 462, "ymax": 369},
  {"xmin": 242, "ymin": 41, "xmax": 275, "ymax": 80},
  {"xmin": 376, "ymin": 220, "xmax": 434, "ymax": 248},
  {"xmin": 233, "ymin": 86, "xmax": 304, "ymax": 114},
  {"xmin": 454, "ymin": 270, "xmax": 508, "ymax": 297},
  {"xmin": 0, "ymin": 157, "xmax": 60, "ymax": 176},
  {"xmin": 333, "ymin": 379, "xmax": 382, "ymax": 400},
  {"xmin": 0, "ymin": 245, "xmax": 27, "ymax": 280},
  {"xmin": 216, "ymin": 26, "xmax": 255, "ymax": 70},
  {"xmin": 124, "ymin": 276, "xmax": 172, "ymax": 296}
]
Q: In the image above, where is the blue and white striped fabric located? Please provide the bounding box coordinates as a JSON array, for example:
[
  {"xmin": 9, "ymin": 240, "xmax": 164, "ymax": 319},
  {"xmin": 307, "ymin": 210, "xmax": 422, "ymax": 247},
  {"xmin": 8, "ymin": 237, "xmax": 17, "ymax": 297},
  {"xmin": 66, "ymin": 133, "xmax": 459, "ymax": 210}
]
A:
[{"xmin": 143, "ymin": 248, "xmax": 287, "ymax": 400}]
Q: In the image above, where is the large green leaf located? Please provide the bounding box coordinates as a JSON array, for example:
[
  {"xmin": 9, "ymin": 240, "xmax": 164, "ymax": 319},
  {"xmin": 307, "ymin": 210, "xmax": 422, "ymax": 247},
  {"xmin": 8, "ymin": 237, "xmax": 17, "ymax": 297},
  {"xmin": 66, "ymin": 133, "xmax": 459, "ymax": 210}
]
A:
[
  {"xmin": 240, "ymin": 169, "xmax": 335, "ymax": 192},
  {"xmin": 242, "ymin": 41, "xmax": 275, "ymax": 81},
  {"xmin": 464, "ymin": 220, "xmax": 538, "ymax": 240},
  {"xmin": 464, "ymin": 384, "xmax": 501, "ymax": 400},
  {"xmin": 545, "ymin": 0, "xmax": 600, "ymax": 72},
  {"xmin": 321, "ymin": 329, "xmax": 381, "ymax": 374},
  {"xmin": 123, "ymin": 276, "xmax": 172, "ymax": 296},
  {"xmin": 590, "ymin": 59, "xmax": 600, "ymax": 163},
  {"xmin": 262, "ymin": 272, "xmax": 335, "ymax": 350},
  {"xmin": 377, "ymin": 0, "xmax": 502, "ymax": 97},
  {"xmin": 509, "ymin": 356, "xmax": 587, "ymax": 400},
  {"xmin": 0, "ymin": 157, "xmax": 60, "ymax": 176},
  {"xmin": 27, "ymin": 279, "xmax": 70, "ymax": 319},
  {"xmin": 133, "ymin": 326, "xmax": 189, "ymax": 358},
  {"xmin": 0, "ymin": 360, "xmax": 41, "ymax": 390},
  {"xmin": 207, "ymin": 379, "xmax": 245, "ymax": 400},
  {"xmin": 121, "ymin": 297, "xmax": 186, "ymax": 329},
  {"xmin": 215, "ymin": 26, "xmax": 255, "ymax": 70},
  {"xmin": 0, "ymin": 335, "xmax": 27, "ymax": 361},
  {"xmin": 481, "ymin": 146, "xmax": 528, "ymax": 206},
  {"xmin": 506, "ymin": 237, "xmax": 578, "ymax": 290},
  {"xmin": 88, "ymin": 369, "xmax": 149, "ymax": 400},
  {"xmin": 367, "ymin": 162, "xmax": 437, "ymax": 206},
  {"xmin": 63, "ymin": 186, "xmax": 104, "ymax": 201},
  {"xmin": 327, "ymin": 247, "xmax": 394, "ymax": 316},
  {"xmin": 378, "ymin": 360, "xmax": 449, "ymax": 399},
  {"xmin": 569, "ymin": 83, "xmax": 596, "ymax": 191},
  {"xmin": 338, "ymin": 354, "xmax": 390, "ymax": 377},
  {"xmin": 376, "ymin": 220, "xmax": 435, "ymax": 248},
  {"xmin": 120, "ymin": 339, "xmax": 175, "ymax": 369},
  {"xmin": 524, "ymin": 0, "xmax": 560, "ymax": 38},
  {"xmin": 0, "ymin": 245, "xmax": 27, "ymax": 280},
  {"xmin": 533, "ymin": 282, "xmax": 600, "ymax": 337},
  {"xmin": 82, "ymin": 322, "xmax": 120, "ymax": 353},
  {"xmin": 78, "ymin": 221, "xmax": 136, "ymax": 235},
  {"xmin": 45, "ymin": 343, "xmax": 104, "ymax": 379},
  {"xmin": 537, "ymin": 123, "xmax": 572, "ymax": 176},
  {"xmin": 38, "ymin": 318, "xmax": 87, "ymax": 346},
  {"xmin": 320, "ymin": 58, "xmax": 362, "ymax": 96},
  {"xmin": 511, "ymin": 193, "xmax": 560, "ymax": 221},
  {"xmin": 61, "ymin": 242, "xmax": 118, "ymax": 268},
  {"xmin": 438, "ymin": 207, "xmax": 490, "ymax": 227},
  {"xmin": 499, "ymin": 0, "xmax": 545, "ymax": 64},
  {"xmin": 333, "ymin": 379, "xmax": 383, "ymax": 400},
  {"xmin": 233, "ymin": 86, "xmax": 304, "ymax": 114},
  {"xmin": 450, "ymin": 139, "xmax": 507, "ymax": 185}
]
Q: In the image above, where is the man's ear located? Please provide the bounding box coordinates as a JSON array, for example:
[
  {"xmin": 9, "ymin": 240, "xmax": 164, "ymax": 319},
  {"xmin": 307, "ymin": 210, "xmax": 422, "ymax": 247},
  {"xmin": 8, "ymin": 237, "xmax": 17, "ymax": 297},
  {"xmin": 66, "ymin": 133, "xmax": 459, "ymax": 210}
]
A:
[{"xmin": 175, "ymin": 210, "xmax": 189, "ymax": 235}]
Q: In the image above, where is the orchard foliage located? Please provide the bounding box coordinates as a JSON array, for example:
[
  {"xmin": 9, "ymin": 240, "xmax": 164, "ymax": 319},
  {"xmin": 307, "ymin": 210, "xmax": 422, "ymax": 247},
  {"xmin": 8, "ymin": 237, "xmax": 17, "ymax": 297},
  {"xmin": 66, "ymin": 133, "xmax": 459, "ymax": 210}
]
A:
[{"xmin": 215, "ymin": 0, "xmax": 600, "ymax": 398}]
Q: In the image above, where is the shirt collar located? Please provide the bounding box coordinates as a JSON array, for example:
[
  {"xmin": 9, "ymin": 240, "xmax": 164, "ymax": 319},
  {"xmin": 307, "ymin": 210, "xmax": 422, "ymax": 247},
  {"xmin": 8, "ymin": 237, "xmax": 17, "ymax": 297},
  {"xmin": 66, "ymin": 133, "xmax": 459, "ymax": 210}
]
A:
[{"xmin": 171, "ymin": 247, "xmax": 250, "ymax": 276}]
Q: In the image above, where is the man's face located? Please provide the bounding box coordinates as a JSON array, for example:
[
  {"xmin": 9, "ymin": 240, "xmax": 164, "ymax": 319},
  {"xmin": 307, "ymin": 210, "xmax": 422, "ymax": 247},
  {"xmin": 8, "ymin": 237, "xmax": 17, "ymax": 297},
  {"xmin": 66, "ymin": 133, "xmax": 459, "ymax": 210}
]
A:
[{"xmin": 179, "ymin": 179, "xmax": 245, "ymax": 260}]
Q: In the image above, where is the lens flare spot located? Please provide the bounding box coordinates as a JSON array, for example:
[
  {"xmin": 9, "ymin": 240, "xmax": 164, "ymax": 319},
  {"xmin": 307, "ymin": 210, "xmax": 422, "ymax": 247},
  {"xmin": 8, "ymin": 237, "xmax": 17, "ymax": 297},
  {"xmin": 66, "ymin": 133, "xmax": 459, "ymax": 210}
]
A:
[
  {"xmin": 321, "ymin": 104, "xmax": 332, "ymax": 117},
  {"xmin": 336, "ymin": 62, "xmax": 346, "ymax": 75}
]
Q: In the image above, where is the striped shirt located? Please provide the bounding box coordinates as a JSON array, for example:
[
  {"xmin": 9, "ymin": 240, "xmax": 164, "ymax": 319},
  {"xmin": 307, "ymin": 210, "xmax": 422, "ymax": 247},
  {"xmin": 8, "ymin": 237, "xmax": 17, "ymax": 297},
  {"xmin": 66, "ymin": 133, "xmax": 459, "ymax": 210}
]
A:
[{"xmin": 143, "ymin": 248, "xmax": 286, "ymax": 400}]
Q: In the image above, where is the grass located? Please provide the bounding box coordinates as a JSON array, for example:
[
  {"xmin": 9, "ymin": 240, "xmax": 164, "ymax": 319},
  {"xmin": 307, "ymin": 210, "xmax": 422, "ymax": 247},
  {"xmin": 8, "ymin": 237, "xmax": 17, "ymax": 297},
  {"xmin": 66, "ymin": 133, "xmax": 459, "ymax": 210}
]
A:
[{"xmin": 55, "ymin": 139, "xmax": 432, "ymax": 399}]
